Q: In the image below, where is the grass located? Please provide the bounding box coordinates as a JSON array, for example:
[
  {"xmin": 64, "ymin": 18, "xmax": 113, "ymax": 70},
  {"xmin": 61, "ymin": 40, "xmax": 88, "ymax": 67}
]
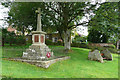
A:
[{"xmin": 1, "ymin": 45, "xmax": 119, "ymax": 78}]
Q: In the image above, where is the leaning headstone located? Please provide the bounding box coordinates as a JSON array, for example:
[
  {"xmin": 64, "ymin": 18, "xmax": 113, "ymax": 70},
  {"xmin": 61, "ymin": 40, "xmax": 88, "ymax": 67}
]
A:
[
  {"xmin": 88, "ymin": 50, "xmax": 104, "ymax": 63},
  {"xmin": 101, "ymin": 49, "xmax": 112, "ymax": 60}
]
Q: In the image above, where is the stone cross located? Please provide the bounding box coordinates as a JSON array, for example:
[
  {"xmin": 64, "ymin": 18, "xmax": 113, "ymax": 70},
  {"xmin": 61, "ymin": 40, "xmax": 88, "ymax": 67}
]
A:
[{"xmin": 36, "ymin": 8, "xmax": 42, "ymax": 31}]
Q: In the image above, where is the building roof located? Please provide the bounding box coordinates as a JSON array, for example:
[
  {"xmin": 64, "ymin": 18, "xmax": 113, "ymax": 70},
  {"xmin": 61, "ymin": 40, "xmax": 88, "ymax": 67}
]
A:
[{"xmin": 7, "ymin": 26, "xmax": 16, "ymax": 32}]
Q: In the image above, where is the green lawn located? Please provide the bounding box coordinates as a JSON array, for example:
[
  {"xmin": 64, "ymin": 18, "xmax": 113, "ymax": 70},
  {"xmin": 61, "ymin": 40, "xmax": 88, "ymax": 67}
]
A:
[{"xmin": 1, "ymin": 45, "xmax": 119, "ymax": 78}]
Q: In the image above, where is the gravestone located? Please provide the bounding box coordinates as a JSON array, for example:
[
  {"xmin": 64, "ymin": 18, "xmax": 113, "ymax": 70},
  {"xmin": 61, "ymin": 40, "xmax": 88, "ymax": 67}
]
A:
[
  {"xmin": 23, "ymin": 8, "xmax": 54, "ymax": 60},
  {"xmin": 88, "ymin": 49, "xmax": 113, "ymax": 63},
  {"xmin": 101, "ymin": 49, "xmax": 112, "ymax": 60},
  {"xmin": 88, "ymin": 50, "xmax": 104, "ymax": 63}
]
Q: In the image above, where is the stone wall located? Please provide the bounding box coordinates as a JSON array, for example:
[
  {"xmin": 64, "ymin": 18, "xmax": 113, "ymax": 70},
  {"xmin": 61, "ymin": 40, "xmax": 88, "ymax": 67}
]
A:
[{"xmin": 88, "ymin": 43, "xmax": 114, "ymax": 47}]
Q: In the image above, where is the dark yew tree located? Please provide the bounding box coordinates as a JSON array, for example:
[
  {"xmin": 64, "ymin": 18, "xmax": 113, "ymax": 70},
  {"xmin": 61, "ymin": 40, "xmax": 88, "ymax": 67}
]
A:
[
  {"xmin": 88, "ymin": 2, "xmax": 119, "ymax": 43},
  {"xmin": 87, "ymin": 29, "xmax": 108, "ymax": 43}
]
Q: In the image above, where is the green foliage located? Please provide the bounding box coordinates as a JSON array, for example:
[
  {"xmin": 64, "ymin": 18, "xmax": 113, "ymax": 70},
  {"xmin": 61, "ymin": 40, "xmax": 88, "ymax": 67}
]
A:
[
  {"xmin": 87, "ymin": 28, "xmax": 108, "ymax": 43},
  {"xmin": 15, "ymin": 36, "xmax": 26, "ymax": 45},
  {"xmin": 71, "ymin": 42, "xmax": 88, "ymax": 48},
  {"xmin": 56, "ymin": 41, "xmax": 63, "ymax": 46},
  {"xmin": 108, "ymin": 48, "xmax": 118, "ymax": 54},
  {"xmin": 88, "ymin": 46, "xmax": 105, "ymax": 52},
  {"xmin": 45, "ymin": 39, "xmax": 63, "ymax": 46},
  {"xmin": 88, "ymin": 44, "xmax": 119, "ymax": 54},
  {"xmin": 2, "ymin": 28, "xmax": 16, "ymax": 45},
  {"xmin": 3, "ymin": 2, "xmax": 119, "ymax": 50},
  {"xmin": 2, "ymin": 28, "xmax": 26, "ymax": 45},
  {"xmin": 2, "ymin": 2, "xmax": 102, "ymax": 50},
  {"xmin": 3, "ymin": 2, "xmax": 90, "ymax": 32},
  {"xmin": 73, "ymin": 35, "xmax": 87, "ymax": 43},
  {"xmin": 88, "ymin": 2, "xmax": 119, "ymax": 43},
  {"xmin": 71, "ymin": 42, "xmax": 79, "ymax": 47},
  {"xmin": 45, "ymin": 39, "xmax": 53, "ymax": 45}
]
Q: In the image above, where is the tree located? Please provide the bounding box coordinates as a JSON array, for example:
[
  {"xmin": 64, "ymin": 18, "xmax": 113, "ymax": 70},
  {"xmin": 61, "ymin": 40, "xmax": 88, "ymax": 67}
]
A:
[
  {"xmin": 2, "ymin": 28, "xmax": 16, "ymax": 46},
  {"xmin": 88, "ymin": 2, "xmax": 119, "ymax": 43},
  {"xmin": 3, "ymin": 2, "xmax": 102, "ymax": 51},
  {"xmin": 87, "ymin": 28, "xmax": 108, "ymax": 43}
]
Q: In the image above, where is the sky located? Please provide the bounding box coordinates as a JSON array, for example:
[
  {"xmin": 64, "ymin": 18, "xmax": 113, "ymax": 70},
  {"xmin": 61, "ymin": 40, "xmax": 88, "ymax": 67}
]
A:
[
  {"xmin": 76, "ymin": 26, "xmax": 88, "ymax": 36},
  {"xmin": 0, "ymin": 3, "xmax": 9, "ymax": 28}
]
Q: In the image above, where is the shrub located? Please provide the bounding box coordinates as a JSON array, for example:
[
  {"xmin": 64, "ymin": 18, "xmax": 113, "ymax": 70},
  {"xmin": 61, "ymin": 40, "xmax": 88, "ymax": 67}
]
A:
[
  {"xmin": 71, "ymin": 42, "xmax": 89, "ymax": 48},
  {"xmin": 45, "ymin": 39, "xmax": 53, "ymax": 45},
  {"xmin": 46, "ymin": 39, "xmax": 64, "ymax": 46},
  {"xmin": 71, "ymin": 42, "xmax": 79, "ymax": 47},
  {"xmin": 108, "ymin": 48, "xmax": 118, "ymax": 54},
  {"xmin": 5, "ymin": 35, "xmax": 16, "ymax": 45},
  {"xmin": 88, "ymin": 46, "xmax": 105, "ymax": 51},
  {"xmin": 79, "ymin": 43, "xmax": 88, "ymax": 48},
  {"xmin": 15, "ymin": 36, "xmax": 26, "ymax": 45},
  {"xmin": 87, "ymin": 29, "xmax": 108, "ymax": 43},
  {"xmin": 88, "ymin": 45, "xmax": 119, "ymax": 54},
  {"xmin": 73, "ymin": 35, "xmax": 87, "ymax": 43},
  {"xmin": 56, "ymin": 41, "xmax": 63, "ymax": 46}
]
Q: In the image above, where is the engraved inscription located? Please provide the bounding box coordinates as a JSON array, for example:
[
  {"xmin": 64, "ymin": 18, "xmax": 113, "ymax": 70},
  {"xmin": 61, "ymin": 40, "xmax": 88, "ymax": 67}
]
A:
[
  {"xmin": 41, "ymin": 35, "xmax": 44, "ymax": 43},
  {"xmin": 34, "ymin": 35, "xmax": 39, "ymax": 42}
]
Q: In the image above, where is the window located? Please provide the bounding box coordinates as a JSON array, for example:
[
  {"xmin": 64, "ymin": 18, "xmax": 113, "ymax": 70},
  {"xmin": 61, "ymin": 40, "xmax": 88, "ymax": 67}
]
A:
[{"xmin": 55, "ymin": 37, "xmax": 58, "ymax": 42}]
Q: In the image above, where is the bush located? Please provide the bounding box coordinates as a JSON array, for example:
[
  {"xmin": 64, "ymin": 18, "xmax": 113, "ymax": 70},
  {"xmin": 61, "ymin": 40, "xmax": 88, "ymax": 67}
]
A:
[
  {"xmin": 79, "ymin": 43, "xmax": 88, "ymax": 48},
  {"xmin": 73, "ymin": 35, "xmax": 87, "ymax": 43},
  {"xmin": 71, "ymin": 42, "xmax": 89, "ymax": 48},
  {"xmin": 45, "ymin": 39, "xmax": 64, "ymax": 46},
  {"xmin": 88, "ymin": 45, "xmax": 119, "ymax": 54},
  {"xmin": 15, "ymin": 36, "xmax": 26, "ymax": 45},
  {"xmin": 45, "ymin": 39, "xmax": 53, "ymax": 45},
  {"xmin": 87, "ymin": 29, "xmax": 108, "ymax": 43},
  {"xmin": 71, "ymin": 42, "xmax": 79, "ymax": 47},
  {"xmin": 2, "ymin": 29, "xmax": 26, "ymax": 46},
  {"xmin": 108, "ymin": 48, "xmax": 118, "ymax": 54},
  {"xmin": 89, "ymin": 46, "xmax": 105, "ymax": 52},
  {"xmin": 4, "ymin": 35, "xmax": 17, "ymax": 45},
  {"xmin": 56, "ymin": 41, "xmax": 63, "ymax": 46}
]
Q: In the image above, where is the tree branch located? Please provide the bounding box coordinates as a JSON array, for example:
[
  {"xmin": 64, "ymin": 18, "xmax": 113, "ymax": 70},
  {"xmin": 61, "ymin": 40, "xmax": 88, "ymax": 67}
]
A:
[
  {"xmin": 68, "ymin": 21, "xmax": 89, "ymax": 29},
  {"xmin": 46, "ymin": 3, "xmax": 62, "ymax": 17},
  {"xmin": 68, "ymin": 2, "xmax": 100, "ymax": 29},
  {"xmin": 43, "ymin": 9, "xmax": 61, "ymax": 23},
  {"xmin": 68, "ymin": 9, "xmax": 84, "ymax": 25}
]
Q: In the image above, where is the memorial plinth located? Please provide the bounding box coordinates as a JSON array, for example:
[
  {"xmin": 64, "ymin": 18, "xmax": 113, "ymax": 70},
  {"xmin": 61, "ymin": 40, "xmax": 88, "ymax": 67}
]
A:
[
  {"xmin": 23, "ymin": 31, "xmax": 54, "ymax": 60},
  {"xmin": 22, "ymin": 8, "xmax": 54, "ymax": 60},
  {"xmin": 32, "ymin": 31, "xmax": 46, "ymax": 45}
]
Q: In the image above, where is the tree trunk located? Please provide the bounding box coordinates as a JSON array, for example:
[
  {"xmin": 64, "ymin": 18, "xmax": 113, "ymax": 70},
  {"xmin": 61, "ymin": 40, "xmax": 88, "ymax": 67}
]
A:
[
  {"xmin": 2, "ymin": 38, "xmax": 4, "ymax": 47},
  {"xmin": 64, "ymin": 29, "xmax": 71, "ymax": 51},
  {"xmin": 117, "ymin": 40, "xmax": 120, "ymax": 49},
  {"xmin": 10, "ymin": 41, "xmax": 12, "ymax": 46},
  {"xmin": 58, "ymin": 31, "xmax": 64, "ymax": 46},
  {"xmin": 22, "ymin": 26, "xmax": 25, "ymax": 35}
]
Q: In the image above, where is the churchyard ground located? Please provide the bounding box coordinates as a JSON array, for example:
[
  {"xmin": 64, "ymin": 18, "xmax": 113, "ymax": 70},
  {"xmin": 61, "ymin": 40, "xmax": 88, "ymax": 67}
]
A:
[{"xmin": 1, "ymin": 44, "xmax": 119, "ymax": 78}]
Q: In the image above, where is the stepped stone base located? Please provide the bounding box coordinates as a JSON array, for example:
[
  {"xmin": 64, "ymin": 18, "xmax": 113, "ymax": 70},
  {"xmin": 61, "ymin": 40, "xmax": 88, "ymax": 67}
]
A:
[
  {"xmin": 23, "ymin": 44, "xmax": 54, "ymax": 60},
  {"xmin": 8, "ymin": 56, "xmax": 70, "ymax": 68}
]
